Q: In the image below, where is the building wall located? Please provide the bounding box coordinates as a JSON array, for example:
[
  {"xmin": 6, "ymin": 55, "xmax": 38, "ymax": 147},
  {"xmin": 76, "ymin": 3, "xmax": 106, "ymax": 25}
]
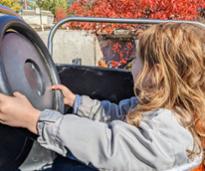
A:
[
  {"xmin": 21, "ymin": 9, "xmax": 54, "ymax": 28},
  {"xmin": 37, "ymin": 30, "xmax": 103, "ymax": 66}
]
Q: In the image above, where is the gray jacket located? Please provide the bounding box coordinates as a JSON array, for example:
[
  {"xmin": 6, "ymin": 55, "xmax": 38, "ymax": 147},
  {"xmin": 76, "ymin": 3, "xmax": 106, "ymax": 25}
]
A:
[{"xmin": 37, "ymin": 95, "xmax": 201, "ymax": 171}]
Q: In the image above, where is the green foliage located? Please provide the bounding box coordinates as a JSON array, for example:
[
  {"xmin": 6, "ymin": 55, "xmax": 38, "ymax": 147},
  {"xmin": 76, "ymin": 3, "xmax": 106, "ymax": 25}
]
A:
[
  {"xmin": 0, "ymin": 0, "xmax": 22, "ymax": 12},
  {"xmin": 28, "ymin": 0, "xmax": 38, "ymax": 9},
  {"xmin": 67, "ymin": 0, "xmax": 75, "ymax": 7},
  {"xmin": 36, "ymin": 0, "xmax": 67, "ymax": 14}
]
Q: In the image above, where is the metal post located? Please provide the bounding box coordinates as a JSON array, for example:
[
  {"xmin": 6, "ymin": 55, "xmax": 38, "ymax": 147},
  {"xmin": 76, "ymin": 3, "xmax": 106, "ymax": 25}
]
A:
[
  {"xmin": 39, "ymin": 7, "xmax": 44, "ymax": 31},
  {"xmin": 24, "ymin": 0, "xmax": 28, "ymax": 10}
]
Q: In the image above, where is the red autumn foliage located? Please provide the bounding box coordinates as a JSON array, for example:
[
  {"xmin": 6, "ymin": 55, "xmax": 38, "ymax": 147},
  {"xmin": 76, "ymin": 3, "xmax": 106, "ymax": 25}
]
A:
[
  {"xmin": 67, "ymin": 0, "xmax": 205, "ymax": 33},
  {"xmin": 55, "ymin": 7, "xmax": 67, "ymax": 22},
  {"xmin": 111, "ymin": 41, "xmax": 135, "ymax": 66}
]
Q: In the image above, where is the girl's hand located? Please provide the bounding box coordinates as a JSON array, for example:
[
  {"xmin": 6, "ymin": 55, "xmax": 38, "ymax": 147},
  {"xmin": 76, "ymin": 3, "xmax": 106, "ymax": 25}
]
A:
[
  {"xmin": 51, "ymin": 84, "xmax": 76, "ymax": 107},
  {"xmin": 0, "ymin": 92, "xmax": 40, "ymax": 134}
]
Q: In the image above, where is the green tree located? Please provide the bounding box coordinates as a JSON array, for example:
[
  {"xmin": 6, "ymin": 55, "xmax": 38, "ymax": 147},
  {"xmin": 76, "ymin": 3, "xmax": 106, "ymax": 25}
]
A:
[
  {"xmin": 36, "ymin": 0, "xmax": 67, "ymax": 14},
  {"xmin": 28, "ymin": 0, "xmax": 38, "ymax": 9},
  {"xmin": 1, "ymin": 0, "xmax": 22, "ymax": 12}
]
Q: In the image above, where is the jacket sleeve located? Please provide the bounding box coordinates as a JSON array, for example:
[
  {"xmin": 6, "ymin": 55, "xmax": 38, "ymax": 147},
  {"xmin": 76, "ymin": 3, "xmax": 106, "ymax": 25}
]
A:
[
  {"xmin": 73, "ymin": 95, "xmax": 138, "ymax": 122},
  {"xmin": 37, "ymin": 109, "xmax": 195, "ymax": 171}
]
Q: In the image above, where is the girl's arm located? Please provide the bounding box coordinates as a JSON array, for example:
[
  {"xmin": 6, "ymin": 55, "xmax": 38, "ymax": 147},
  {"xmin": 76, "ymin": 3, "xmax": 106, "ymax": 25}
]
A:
[
  {"xmin": 0, "ymin": 92, "xmax": 198, "ymax": 171},
  {"xmin": 73, "ymin": 95, "xmax": 138, "ymax": 122},
  {"xmin": 37, "ymin": 109, "xmax": 195, "ymax": 171},
  {"xmin": 51, "ymin": 84, "xmax": 138, "ymax": 122}
]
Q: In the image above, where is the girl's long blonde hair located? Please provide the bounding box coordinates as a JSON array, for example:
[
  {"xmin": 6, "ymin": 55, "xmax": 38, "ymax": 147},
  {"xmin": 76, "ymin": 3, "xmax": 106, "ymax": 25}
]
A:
[{"xmin": 126, "ymin": 23, "xmax": 205, "ymax": 160}]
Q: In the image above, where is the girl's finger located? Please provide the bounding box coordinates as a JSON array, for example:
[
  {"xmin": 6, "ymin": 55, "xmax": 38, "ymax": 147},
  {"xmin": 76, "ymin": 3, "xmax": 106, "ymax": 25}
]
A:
[
  {"xmin": 48, "ymin": 86, "xmax": 54, "ymax": 90},
  {"xmin": 0, "ymin": 113, "xmax": 6, "ymax": 123},
  {"xmin": 0, "ymin": 120, "xmax": 5, "ymax": 125},
  {"xmin": 49, "ymin": 86, "xmax": 61, "ymax": 92},
  {"xmin": 51, "ymin": 85, "xmax": 68, "ymax": 92},
  {"xmin": 13, "ymin": 92, "xmax": 25, "ymax": 98},
  {"xmin": 0, "ymin": 93, "xmax": 9, "ymax": 102},
  {"xmin": 50, "ymin": 85, "xmax": 63, "ymax": 90}
]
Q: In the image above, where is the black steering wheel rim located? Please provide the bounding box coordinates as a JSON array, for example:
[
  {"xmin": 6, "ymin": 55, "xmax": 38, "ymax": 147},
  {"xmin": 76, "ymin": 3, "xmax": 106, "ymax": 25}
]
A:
[{"xmin": 0, "ymin": 15, "xmax": 64, "ymax": 170}]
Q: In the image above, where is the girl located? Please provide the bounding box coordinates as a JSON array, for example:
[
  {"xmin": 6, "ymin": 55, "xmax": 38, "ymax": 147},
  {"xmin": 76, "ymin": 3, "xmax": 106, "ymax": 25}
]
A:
[{"xmin": 0, "ymin": 23, "xmax": 204, "ymax": 171}]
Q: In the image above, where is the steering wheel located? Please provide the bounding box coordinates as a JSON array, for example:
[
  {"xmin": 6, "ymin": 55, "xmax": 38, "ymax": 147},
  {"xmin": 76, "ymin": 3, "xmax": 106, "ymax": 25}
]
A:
[{"xmin": 0, "ymin": 15, "xmax": 64, "ymax": 170}]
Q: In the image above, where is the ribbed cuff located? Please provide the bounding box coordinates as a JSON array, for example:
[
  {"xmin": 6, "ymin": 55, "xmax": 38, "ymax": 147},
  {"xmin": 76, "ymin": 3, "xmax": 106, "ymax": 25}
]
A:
[
  {"xmin": 37, "ymin": 109, "xmax": 67, "ymax": 156},
  {"xmin": 73, "ymin": 94, "xmax": 81, "ymax": 114}
]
